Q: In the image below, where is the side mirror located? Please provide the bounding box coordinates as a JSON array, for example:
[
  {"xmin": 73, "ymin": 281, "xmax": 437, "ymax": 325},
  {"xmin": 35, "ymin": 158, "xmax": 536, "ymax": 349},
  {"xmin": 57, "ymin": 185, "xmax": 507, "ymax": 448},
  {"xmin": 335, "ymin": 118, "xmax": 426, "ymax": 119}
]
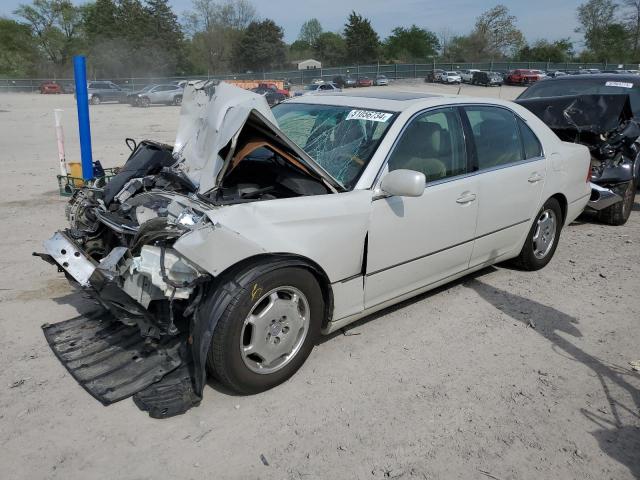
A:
[{"xmin": 380, "ymin": 169, "xmax": 425, "ymax": 197}]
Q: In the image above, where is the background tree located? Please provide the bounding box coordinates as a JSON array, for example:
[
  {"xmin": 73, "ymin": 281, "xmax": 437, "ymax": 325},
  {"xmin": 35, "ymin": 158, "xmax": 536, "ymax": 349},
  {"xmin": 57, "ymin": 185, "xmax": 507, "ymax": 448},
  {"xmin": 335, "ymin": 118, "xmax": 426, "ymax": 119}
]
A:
[
  {"xmin": 576, "ymin": 0, "xmax": 622, "ymax": 60},
  {"xmin": 184, "ymin": 0, "xmax": 256, "ymax": 74},
  {"xmin": 384, "ymin": 25, "xmax": 439, "ymax": 62},
  {"xmin": 473, "ymin": 4, "xmax": 524, "ymax": 57},
  {"xmin": 14, "ymin": 0, "xmax": 84, "ymax": 73},
  {"xmin": 516, "ymin": 39, "xmax": 574, "ymax": 62},
  {"xmin": 298, "ymin": 18, "xmax": 322, "ymax": 47},
  {"xmin": 343, "ymin": 11, "xmax": 380, "ymax": 63},
  {"xmin": 313, "ymin": 31, "xmax": 347, "ymax": 66},
  {"xmin": 0, "ymin": 17, "xmax": 40, "ymax": 76},
  {"xmin": 232, "ymin": 19, "xmax": 286, "ymax": 71},
  {"xmin": 622, "ymin": 0, "xmax": 640, "ymax": 59}
]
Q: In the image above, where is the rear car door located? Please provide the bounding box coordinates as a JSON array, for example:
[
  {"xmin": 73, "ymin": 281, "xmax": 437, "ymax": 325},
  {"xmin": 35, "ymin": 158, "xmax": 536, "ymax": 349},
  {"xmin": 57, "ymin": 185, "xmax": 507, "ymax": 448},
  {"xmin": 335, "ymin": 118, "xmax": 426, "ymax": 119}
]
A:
[
  {"xmin": 366, "ymin": 107, "xmax": 479, "ymax": 308},
  {"xmin": 462, "ymin": 105, "xmax": 546, "ymax": 267}
]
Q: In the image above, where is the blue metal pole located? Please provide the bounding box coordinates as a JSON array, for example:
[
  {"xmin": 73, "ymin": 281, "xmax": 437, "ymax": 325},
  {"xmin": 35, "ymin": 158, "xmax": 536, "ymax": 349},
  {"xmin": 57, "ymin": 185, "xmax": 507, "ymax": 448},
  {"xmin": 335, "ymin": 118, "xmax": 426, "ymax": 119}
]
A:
[{"xmin": 73, "ymin": 55, "xmax": 93, "ymax": 180}]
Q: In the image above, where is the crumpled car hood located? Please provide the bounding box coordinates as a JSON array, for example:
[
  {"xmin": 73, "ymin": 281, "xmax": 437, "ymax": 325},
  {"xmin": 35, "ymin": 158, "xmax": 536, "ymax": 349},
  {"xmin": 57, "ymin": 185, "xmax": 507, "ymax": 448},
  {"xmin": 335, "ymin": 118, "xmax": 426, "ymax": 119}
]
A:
[
  {"xmin": 172, "ymin": 81, "xmax": 276, "ymax": 193},
  {"xmin": 172, "ymin": 80, "xmax": 340, "ymax": 194}
]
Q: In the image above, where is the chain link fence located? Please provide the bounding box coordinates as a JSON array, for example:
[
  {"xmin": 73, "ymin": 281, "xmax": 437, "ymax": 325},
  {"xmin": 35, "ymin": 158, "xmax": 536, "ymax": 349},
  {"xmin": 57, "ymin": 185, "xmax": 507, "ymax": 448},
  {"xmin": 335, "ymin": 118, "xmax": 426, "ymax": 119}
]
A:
[{"xmin": 3, "ymin": 61, "xmax": 639, "ymax": 93}]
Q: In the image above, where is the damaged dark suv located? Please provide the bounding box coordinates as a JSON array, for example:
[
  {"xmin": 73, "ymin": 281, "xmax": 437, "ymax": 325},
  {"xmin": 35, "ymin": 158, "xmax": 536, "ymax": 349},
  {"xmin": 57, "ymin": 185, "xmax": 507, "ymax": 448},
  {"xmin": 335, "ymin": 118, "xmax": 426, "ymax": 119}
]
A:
[{"xmin": 517, "ymin": 74, "xmax": 640, "ymax": 225}]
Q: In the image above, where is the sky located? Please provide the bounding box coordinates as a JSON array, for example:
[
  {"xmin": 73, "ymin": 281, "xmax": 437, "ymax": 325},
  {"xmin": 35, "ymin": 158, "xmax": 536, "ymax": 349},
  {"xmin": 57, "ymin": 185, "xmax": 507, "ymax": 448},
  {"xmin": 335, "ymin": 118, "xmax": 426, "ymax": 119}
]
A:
[{"xmin": 1, "ymin": 0, "xmax": 584, "ymax": 46}]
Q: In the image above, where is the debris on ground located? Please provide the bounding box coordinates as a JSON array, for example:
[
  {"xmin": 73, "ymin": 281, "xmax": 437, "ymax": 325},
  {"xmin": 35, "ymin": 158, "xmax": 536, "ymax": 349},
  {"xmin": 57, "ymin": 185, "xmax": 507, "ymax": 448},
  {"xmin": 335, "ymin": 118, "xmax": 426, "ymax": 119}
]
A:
[{"xmin": 259, "ymin": 454, "xmax": 269, "ymax": 466}]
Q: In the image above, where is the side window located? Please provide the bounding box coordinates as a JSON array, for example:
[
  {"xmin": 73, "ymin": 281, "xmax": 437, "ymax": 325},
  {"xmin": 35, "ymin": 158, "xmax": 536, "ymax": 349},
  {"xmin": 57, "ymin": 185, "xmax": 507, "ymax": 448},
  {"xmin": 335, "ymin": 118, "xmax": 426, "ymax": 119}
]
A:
[
  {"xmin": 388, "ymin": 107, "xmax": 467, "ymax": 182},
  {"xmin": 518, "ymin": 118, "xmax": 543, "ymax": 159},
  {"xmin": 464, "ymin": 106, "xmax": 523, "ymax": 170}
]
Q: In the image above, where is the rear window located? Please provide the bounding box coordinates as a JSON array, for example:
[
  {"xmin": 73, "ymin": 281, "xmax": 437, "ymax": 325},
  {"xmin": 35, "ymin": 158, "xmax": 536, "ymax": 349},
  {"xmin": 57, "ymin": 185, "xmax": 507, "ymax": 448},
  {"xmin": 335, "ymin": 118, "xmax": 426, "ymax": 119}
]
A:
[
  {"xmin": 518, "ymin": 118, "xmax": 543, "ymax": 159},
  {"xmin": 519, "ymin": 78, "xmax": 640, "ymax": 115}
]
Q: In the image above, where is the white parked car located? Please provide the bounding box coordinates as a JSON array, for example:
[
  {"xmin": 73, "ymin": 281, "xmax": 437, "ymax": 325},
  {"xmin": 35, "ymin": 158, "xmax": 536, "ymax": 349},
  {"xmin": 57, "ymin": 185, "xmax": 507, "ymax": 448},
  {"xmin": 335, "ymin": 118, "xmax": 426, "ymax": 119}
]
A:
[
  {"xmin": 40, "ymin": 83, "xmax": 591, "ymax": 415},
  {"xmin": 460, "ymin": 69, "xmax": 480, "ymax": 83},
  {"xmin": 440, "ymin": 71, "xmax": 462, "ymax": 84},
  {"xmin": 301, "ymin": 82, "xmax": 341, "ymax": 95}
]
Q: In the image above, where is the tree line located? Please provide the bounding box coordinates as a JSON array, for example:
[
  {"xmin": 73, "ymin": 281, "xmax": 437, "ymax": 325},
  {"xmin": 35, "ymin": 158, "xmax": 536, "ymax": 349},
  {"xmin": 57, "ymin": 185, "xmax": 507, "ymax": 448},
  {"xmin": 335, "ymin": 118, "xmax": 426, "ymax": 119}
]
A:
[{"xmin": 1, "ymin": 0, "xmax": 639, "ymax": 79}]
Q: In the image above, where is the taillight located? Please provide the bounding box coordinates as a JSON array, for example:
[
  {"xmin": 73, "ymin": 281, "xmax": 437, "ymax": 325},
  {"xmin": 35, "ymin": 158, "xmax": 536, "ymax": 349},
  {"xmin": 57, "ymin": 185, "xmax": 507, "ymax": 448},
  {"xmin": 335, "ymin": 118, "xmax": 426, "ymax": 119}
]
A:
[{"xmin": 587, "ymin": 163, "xmax": 592, "ymax": 182}]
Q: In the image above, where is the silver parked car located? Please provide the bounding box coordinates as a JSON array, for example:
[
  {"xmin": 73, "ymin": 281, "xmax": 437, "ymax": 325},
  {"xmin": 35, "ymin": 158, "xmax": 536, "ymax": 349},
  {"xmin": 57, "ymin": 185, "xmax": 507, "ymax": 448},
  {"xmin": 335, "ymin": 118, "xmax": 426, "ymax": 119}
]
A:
[
  {"xmin": 375, "ymin": 75, "xmax": 390, "ymax": 86},
  {"xmin": 127, "ymin": 84, "xmax": 184, "ymax": 107},
  {"xmin": 86, "ymin": 81, "xmax": 128, "ymax": 104}
]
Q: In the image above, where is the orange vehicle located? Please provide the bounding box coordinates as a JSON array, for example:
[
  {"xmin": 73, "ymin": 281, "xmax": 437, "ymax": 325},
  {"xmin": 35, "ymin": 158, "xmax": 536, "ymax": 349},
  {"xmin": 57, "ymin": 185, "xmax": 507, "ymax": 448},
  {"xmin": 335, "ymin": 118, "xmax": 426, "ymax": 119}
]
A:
[
  {"xmin": 40, "ymin": 81, "xmax": 62, "ymax": 94},
  {"xmin": 225, "ymin": 79, "xmax": 290, "ymax": 96}
]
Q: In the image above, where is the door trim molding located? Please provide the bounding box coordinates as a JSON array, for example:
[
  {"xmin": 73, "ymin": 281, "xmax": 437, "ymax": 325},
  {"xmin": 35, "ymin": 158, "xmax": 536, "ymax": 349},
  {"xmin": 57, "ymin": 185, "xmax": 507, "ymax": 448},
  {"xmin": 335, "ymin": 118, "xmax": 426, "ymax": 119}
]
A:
[{"xmin": 366, "ymin": 218, "xmax": 530, "ymax": 277}]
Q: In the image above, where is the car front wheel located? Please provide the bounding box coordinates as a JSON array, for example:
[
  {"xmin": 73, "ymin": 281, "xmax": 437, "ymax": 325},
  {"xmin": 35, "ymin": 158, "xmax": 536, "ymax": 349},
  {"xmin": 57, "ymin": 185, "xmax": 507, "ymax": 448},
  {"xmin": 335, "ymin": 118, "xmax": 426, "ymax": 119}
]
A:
[
  {"xmin": 206, "ymin": 266, "xmax": 324, "ymax": 394},
  {"xmin": 512, "ymin": 197, "xmax": 563, "ymax": 270},
  {"xmin": 90, "ymin": 95, "xmax": 101, "ymax": 105}
]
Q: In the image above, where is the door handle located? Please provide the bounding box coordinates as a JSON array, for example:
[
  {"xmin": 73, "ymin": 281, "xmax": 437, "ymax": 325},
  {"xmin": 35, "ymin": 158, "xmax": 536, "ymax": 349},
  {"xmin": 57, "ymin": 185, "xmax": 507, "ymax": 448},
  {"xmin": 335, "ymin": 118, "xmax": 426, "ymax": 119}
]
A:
[
  {"xmin": 528, "ymin": 173, "xmax": 544, "ymax": 183},
  {"xmin": 456, "ymin": 192, "xmax": 477, "ymax": 204}
]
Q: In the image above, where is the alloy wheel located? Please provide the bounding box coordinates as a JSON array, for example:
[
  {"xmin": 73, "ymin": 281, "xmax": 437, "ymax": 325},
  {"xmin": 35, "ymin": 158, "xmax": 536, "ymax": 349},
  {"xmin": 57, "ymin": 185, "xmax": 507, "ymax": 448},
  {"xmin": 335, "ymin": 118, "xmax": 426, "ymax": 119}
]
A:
[
  {"xmin": 532, "ymin": 209, "xmax": 557, "ymax": 259},
  {"xmin": 240, "ymin": 286, "xmax": 310, "ymax": 374}
]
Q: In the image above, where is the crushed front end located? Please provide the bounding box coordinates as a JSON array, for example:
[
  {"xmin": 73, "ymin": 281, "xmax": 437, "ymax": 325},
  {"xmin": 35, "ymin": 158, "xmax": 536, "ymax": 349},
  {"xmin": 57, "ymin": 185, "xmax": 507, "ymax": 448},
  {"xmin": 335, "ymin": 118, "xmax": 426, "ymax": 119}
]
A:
[{"xmin": 36, "ymin": 80, "xmax": 336, "ymax": 417}]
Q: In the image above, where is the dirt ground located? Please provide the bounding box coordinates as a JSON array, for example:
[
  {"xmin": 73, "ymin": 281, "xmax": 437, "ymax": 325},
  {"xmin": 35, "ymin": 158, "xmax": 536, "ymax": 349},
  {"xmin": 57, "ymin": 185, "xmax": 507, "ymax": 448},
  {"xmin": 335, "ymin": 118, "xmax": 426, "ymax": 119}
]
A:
[{"xmin": 0, "ymin": 81, "xmax": 639, "ymax": 480}]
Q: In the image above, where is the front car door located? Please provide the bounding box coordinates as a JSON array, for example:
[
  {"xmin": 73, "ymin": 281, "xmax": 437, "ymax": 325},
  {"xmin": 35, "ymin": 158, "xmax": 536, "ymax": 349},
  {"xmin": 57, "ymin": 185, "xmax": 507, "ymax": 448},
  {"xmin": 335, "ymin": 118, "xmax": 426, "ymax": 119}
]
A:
[
  {"xmin": 365, "ymin": 107, "xmax": 479, "ymax": 309},
  {"xmin": 462, "ymin": 105, "xmax": 546, "ymax": 267}
]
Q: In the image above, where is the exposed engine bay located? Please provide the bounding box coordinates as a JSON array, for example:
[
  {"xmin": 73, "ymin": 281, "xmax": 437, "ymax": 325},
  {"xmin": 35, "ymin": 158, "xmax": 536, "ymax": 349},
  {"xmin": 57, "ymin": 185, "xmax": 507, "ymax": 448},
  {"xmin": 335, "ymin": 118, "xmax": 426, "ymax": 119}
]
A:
[
  {"xmin": 516, "ymin": 94, "xmax": 640, "ymax": 222},
  {"xmin": 36, "ymin": 80, "xmax": 337, "ymax": 417}
]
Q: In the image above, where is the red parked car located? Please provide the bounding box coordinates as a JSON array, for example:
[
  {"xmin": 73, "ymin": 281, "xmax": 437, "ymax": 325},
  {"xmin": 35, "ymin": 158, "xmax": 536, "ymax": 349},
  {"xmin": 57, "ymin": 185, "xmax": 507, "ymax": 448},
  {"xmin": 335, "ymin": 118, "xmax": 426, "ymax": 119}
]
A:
[
  {"xmin": 257, "ymin": 83, "xmax": 290, "ymax": 97},
  {"xmin": 356, "ymin": 76, "xmax": 373, "ymax": 87},
  {"xmin": 505, "ymin": 69, "xmax": 538, "ymax": 85},
  {"xmin": 40, "ymin": 81, "xmax": 62, "ymax": 94}
]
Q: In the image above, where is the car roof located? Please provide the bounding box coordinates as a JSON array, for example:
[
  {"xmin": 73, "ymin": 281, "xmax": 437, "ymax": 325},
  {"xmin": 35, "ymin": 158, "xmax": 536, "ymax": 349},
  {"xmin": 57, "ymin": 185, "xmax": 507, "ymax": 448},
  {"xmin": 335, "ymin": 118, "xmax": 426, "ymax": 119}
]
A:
[
  {"xmin": 286, "ymin": 90, "xmax": 468, "ymax": 112},
  {"xmin": 543, "ymin": 73, "xmax": 640, "ymax": 82}
]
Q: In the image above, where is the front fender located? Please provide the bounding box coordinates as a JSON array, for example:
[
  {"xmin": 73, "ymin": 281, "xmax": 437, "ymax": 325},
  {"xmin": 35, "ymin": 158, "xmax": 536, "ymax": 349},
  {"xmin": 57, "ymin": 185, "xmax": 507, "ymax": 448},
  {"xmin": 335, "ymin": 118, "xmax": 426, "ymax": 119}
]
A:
[
  {"xmin": 173, "ymin": 190, "xmax": 373, "ymax": 283},
  {"xmin": 173, "ymin": 223, "xmax": 266, "ymax": 276}
]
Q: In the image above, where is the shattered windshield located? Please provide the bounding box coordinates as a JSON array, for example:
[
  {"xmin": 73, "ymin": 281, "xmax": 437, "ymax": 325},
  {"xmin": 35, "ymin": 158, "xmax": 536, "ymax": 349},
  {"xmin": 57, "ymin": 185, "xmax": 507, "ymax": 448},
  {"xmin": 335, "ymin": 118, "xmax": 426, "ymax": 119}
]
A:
[
  {"xmin": 272, "ymin": 103, "xmax": 397, "ymax": 188},
  {"xmin": 518, "ymin": 79, "xmax": 640, "ymax": 115}
]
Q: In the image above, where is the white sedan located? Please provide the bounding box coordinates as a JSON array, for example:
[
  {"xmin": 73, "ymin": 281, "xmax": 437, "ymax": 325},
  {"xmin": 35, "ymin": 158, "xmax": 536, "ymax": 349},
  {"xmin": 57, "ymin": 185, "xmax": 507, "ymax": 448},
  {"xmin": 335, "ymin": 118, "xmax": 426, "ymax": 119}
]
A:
[
  {"xmin": 440, "ymin": 71, "xmax": 462, "ymax": 84},
  {"xmin": 460, "ymin": 69, "xmax": 480, "ymax": 83},
  {"xmin": 41, "ymin": 83, "xmax": 591, "ymax": 412}
]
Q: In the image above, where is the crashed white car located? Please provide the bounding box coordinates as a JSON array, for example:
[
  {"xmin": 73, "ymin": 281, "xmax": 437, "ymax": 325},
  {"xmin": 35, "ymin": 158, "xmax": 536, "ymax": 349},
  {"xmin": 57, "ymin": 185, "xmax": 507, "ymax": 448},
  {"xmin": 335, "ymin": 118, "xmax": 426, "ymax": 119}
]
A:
[{"xmin": 38, "ymin": 81, "xmax": 591, "ymax": 417}]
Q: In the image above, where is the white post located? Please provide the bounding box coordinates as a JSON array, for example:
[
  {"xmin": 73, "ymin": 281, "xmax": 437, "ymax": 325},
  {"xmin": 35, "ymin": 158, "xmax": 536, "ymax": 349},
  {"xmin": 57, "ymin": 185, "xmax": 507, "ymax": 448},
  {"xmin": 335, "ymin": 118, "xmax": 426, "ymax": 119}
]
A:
[{"xmin": 54, "ymin": 109, "xmax": 67, "ymax": 176}]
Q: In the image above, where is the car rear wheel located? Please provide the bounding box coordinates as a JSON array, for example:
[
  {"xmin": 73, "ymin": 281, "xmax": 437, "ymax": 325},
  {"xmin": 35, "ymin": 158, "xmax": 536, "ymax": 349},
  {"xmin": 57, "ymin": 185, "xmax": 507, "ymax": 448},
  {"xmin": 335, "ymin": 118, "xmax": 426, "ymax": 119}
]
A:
[
  {"xmin": 206, "ymin": 266, "xmax": 324, "ymax": 394},
  {"xmin": 512, "ymin": 198, "xmax": 562, "ymax": 271},
  {"xmin": 173, "ymin": 95, "xmax": 182, "ymax": 106},
  {"xmin": 598, "ymin": 179, "xmax": 636, "ymax": 226},
  {"xmin": 90, "ymin": 95, "xmax": 101, "ymax": 105}
]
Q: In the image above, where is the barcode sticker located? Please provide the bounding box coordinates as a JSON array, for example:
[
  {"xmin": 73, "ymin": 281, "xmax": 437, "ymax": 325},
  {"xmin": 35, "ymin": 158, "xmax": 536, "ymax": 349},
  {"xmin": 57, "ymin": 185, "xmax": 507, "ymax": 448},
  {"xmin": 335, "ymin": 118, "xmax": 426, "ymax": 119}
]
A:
[
  {"xmin": 605, "ymin": 81, "xmax": 633, "ymax": 88},
  {"xmin": 346, "ymin": 110, "xmax": 393, "ymax": 122}
]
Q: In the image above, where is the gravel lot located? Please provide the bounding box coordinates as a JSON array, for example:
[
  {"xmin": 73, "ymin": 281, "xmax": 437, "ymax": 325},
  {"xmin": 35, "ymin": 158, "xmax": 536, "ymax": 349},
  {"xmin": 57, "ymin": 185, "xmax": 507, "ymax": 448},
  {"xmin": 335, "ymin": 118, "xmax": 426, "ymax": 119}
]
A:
[{"xmin": 0, "ymin": 81, "xmax": 639, "ymax": 480}]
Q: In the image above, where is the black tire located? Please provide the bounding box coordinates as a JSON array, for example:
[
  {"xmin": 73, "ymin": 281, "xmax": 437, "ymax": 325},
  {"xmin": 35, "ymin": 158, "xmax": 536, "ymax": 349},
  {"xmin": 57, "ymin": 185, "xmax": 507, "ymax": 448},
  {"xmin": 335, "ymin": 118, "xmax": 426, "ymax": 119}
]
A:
[
  {"xmin": 512, "ymin": 197, "xmax": 563, "ymax": 271},
  {"xmin": 206, "ymin": 266, "xmax": 324, "ymax": 394},
  {"xmin": 173, "ymin": 95, "xmax": 182, "ymax": 106},
  {"xmin": 90, "ymin": 95, "xmax": 101, "ymax": 105},
  {"xmin": 598, "ymin": 179, "xmax": 636, "ymax": 226}
]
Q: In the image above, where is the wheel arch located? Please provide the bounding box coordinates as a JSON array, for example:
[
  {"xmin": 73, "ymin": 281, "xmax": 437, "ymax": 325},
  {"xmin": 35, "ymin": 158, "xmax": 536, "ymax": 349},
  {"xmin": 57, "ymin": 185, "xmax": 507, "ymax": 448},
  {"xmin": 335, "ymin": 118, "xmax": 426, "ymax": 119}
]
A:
[
  {"xmin": 187, "ymin": 252, "xmax": 334, "ymax": 398},
  {"xmin": 548, "ymin": 192, "xmax": 568, "ymax": 224},
  {"xmin": 214, "ymin": 253, "xmax": 335, "ymax": 328}
]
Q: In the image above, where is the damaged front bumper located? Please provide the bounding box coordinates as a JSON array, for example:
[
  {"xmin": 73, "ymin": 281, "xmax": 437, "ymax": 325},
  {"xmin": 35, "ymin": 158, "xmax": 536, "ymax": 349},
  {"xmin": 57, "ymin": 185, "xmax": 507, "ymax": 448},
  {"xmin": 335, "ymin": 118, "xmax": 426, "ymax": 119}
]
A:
[
  {"xmin": 587, "ymin": 183, "xmax": 623, "ymax": 211},
  {"xmin": 42, "ymin": 231, "xmax": 205, "ymax": 340}
]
